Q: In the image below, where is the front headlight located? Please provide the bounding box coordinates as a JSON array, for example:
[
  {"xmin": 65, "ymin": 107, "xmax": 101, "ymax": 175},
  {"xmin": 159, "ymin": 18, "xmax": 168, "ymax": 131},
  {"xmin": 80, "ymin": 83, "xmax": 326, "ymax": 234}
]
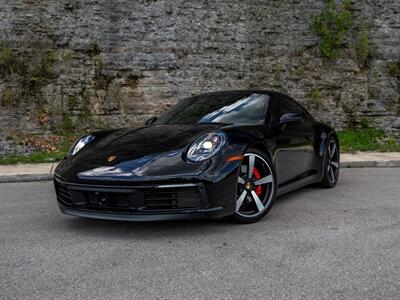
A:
[
  {"xmin": 186, "ymin": 132, "xmax": 226, "ymax": 162},
  {"xmin": 68, "ymin": 135, "xmax": 95, "ymax": 156}
]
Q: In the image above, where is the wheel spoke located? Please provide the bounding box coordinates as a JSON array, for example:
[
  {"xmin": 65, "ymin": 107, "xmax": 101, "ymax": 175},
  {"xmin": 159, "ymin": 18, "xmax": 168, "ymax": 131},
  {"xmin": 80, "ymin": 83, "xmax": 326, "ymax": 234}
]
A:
[
  {"xmin": 331, "ymin": 161, "xmax": 339, "ymax": 169},
  {"xmin": 248, "ymin": 155, "xmax": 255, "ymax": 178},
  {"xmin": 330, "ymin": 143, "xmax": 337, "ymax": 159},
  {"xmin": 236, "ymin": 190, "xmax": 247, "ymax": 212},
  {"xmin": 254, "ymin": 175, "xmax": 273, "ymax": 185},
  {"xmin": 250, "ymin": 191, "xmax": 265, "ymax": 212},
  {"xmin": 238, "ymin": 176, "xmax": 245, "ymax": 185},
  {"xmin": 236, "ymin": 153, "xmax": 275, "ymax": 217},
  {"xmin": 329, "ymin": 167, "xmax": 335, "ymax": 182}
]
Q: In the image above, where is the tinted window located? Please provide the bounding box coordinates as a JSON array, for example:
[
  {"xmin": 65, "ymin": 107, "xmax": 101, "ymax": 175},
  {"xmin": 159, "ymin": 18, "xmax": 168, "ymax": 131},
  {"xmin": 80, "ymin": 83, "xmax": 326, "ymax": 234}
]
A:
[
  {"xmin": 271, "ymin": 95, "xmax": 309, "ymax": 124},
  {"xmin": 155, "ymin": 93, "xmax": 270, "ymax": 125}
]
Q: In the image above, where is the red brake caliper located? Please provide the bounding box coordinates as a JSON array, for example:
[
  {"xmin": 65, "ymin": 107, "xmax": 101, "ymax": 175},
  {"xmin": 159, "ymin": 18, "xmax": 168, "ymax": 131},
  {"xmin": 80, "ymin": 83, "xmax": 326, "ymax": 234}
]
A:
[{"xmin": 253, "ymin": 166, "xmax": 262, "ymax": 196}]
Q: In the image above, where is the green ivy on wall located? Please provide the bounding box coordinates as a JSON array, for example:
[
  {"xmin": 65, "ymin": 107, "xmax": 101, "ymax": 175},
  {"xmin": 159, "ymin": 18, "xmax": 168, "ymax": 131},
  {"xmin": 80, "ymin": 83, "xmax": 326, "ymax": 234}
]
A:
[
  {"xmin": 311, "ymin": 0, "xmax": 352, "ymax": 59},
  {"xmin": 0, "ymin": 39, "xmax": 57, "ymax": 112},
  {"xmin": 356, "ymin": 23, "xmax": 373, "ymax": 68}
]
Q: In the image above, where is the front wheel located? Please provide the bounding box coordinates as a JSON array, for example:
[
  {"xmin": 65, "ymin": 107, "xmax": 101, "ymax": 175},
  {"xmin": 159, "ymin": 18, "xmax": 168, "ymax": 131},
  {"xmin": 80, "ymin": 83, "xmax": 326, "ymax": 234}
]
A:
[{"xmin": 231, "ymin": 149, "xmax": 277, "ymax": 224}]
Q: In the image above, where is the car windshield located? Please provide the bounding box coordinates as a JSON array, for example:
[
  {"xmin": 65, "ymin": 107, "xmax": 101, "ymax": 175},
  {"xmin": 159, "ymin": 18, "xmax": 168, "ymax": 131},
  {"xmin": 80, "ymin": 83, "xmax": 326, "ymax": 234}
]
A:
[{"xmin": 155, "ymin": 93, "xmax": 269, "ymax": 125}]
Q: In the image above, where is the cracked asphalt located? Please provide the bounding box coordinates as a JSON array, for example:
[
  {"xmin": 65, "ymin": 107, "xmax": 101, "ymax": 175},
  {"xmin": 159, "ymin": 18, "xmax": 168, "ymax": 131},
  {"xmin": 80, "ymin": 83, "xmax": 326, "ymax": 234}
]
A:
[{"xmin": 1, "ymin": 168, "xmax": 400, "ymax": 299}]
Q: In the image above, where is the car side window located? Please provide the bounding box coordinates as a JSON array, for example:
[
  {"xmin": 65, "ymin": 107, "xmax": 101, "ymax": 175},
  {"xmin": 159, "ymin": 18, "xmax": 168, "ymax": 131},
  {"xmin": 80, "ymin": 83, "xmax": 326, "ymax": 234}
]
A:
[
  {"xmin": 271, "ymin": 95, "xmax": 291, "ymax": 125},
  {"xmin": 271, "ymin": 95, "xmax": 310, "ymax": 125},
  {"xmin": 288, "ymin": 98, "xmax": 312, "ymax": 120}
]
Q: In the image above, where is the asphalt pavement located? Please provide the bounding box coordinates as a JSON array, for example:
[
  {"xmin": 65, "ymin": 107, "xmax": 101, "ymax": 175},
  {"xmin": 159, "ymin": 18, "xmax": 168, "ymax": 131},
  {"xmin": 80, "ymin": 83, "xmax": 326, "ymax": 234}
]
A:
[{"xmin": 1, "ymin": 168, "xmax": 400, "ymax": 299}]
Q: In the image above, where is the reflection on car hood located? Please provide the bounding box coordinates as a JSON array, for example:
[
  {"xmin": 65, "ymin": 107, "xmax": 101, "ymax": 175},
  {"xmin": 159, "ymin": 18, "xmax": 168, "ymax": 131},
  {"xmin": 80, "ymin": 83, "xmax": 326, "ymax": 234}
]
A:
[
  {"xmin": 72, "ymin": 124, "xmax": 223, "ymax": 167},
  {"xmin": 54, "ymin": 123, "xmax": 246, "ymax": 183}
]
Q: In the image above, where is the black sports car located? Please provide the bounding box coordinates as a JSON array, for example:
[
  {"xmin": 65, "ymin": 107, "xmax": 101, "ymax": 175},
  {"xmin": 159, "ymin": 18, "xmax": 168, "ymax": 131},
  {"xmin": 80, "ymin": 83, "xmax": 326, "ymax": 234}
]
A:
[{"xmin": 54, "ymin": 91, "xmax": 340, "ymax": 223}]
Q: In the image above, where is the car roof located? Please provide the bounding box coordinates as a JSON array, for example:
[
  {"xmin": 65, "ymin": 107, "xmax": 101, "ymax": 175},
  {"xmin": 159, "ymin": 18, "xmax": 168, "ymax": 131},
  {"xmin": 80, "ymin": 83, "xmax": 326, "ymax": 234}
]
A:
[{"xmin": 193, "ymin": 90, "xmax": 289, "ymax": 99}]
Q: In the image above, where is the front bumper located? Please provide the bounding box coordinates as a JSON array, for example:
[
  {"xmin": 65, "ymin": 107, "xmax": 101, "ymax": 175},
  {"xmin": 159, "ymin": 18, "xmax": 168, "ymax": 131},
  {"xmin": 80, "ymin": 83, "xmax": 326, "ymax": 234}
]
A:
[
  {"xmin": 59, "ymin": 205, "xmax": 225, "ymax": 222},
  {"xmin": 54, "ymin": 173, "xmax": 237, "ymax": 221}
]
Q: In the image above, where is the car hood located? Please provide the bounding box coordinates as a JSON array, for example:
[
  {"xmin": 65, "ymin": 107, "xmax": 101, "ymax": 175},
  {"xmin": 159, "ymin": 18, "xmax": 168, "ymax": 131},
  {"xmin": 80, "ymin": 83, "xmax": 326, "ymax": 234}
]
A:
[
  {"xmin": 56, "ymin": 124, "xmax": 226, "ymax": 182},
  {"xmin": 88, "ymin": 124, "xmax": 223, "ymax": 162}
]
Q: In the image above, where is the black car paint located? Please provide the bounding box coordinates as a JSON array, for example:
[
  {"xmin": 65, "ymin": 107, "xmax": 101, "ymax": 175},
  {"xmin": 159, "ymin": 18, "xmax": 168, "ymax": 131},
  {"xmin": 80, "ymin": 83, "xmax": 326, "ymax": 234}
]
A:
[{"xmin": 54, "ymin": 90, "xmax": 337, "ymax": 221}]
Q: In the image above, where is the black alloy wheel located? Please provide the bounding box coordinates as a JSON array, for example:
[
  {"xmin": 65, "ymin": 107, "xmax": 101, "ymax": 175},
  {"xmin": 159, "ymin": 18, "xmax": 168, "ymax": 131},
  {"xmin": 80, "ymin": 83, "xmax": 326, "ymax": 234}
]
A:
[
  {"xmin": 320, "ymin": 138, "xmax": 340, "ymax": 188},
  {"xmin": 232, "ymin": 148, "xmax": 277, "ymax": 223}
]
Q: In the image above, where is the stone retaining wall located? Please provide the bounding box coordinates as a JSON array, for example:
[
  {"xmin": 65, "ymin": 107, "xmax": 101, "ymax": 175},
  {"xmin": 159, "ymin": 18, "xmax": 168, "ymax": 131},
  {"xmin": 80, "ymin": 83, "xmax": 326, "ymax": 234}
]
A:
[{"xmin": 1, "ymin": 0, "xmax": 399, "ymax": 152}]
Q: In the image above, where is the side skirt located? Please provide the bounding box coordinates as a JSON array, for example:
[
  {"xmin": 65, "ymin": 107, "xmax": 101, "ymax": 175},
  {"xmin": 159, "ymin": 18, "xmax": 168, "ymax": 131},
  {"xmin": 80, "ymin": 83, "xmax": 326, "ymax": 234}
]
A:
[{"xmin": 276, "ymin": 174, "xmax": 321, "ymax": 197}]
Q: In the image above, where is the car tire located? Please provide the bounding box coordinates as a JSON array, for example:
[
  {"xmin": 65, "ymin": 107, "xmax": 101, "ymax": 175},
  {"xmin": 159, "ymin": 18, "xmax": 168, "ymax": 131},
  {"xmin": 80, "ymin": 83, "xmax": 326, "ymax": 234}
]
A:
[
  {"xmin": 319, "ymin": 137, "xmax": 340, "ymax": 188},
  {"xmin": 231, "ymin": 148, "xmax": 277, "ymax": 224}
]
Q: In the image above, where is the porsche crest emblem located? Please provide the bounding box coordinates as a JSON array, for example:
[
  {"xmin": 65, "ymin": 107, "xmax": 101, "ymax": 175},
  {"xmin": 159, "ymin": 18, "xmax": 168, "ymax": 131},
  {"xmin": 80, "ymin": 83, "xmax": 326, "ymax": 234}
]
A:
[{"xmin": 107, "ymin": 155, "xmax": 117, "ymax": 163}]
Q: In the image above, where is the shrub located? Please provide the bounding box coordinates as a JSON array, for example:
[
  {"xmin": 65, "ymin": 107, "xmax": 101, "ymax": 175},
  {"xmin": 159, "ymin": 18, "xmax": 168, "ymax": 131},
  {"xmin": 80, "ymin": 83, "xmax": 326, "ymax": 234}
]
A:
[
  {"xmin": 311, "ymin": 0, "xmax": 352, "ymax": 59},
  {"xmin": 356, "ymin": 23, "xmax": 373, "ymax": 68}
]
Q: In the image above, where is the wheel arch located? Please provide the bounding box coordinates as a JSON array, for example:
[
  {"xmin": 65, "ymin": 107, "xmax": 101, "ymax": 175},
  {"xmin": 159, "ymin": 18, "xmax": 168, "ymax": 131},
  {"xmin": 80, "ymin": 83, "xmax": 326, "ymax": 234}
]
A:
[
  {"xmin": 314, "ymin": 122, "xmax": 340, "ymax": 158},
  {"xmin": 323, "ymin": 130, "xmax": 340, "ymax": 157},
  {"xmin": 329, "ymin": 131, "xmax": 340, "ymax": 149},
  {"xmin": 246, "ymin": 142, "xmax": 274, "ymax": 161}
]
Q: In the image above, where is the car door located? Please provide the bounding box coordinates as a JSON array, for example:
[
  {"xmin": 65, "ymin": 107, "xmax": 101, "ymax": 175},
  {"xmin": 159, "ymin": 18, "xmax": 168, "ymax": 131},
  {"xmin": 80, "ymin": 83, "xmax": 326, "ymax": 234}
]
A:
[{"xmin": 270, "ymin": 94, "xmax": 314, "ymax": 186}]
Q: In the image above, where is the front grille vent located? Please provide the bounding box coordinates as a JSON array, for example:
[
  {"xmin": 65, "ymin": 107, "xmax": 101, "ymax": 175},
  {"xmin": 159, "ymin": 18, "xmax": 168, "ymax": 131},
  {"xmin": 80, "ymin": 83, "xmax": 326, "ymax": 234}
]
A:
[
  {"xmin": 55, "ymin": 181, "xmax": 72, "ymax": 206},
  {"xmin": 143, "ymin": 187, "xmax": 202, "ymax": 211},
  {"xmin": 54, "ymin": 180, "xmax": 205, "ymax": 213}
]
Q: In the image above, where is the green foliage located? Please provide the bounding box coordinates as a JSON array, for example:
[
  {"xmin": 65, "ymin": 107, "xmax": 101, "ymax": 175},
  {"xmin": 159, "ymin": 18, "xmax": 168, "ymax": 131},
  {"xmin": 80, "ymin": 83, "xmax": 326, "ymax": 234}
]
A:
[
  {"xmin": 1, "ymin": 39, "xmax": 99, "ymax": 134},
  {"xmin": 333, "ymin": 93, "xmax": 342, "ymax": 107},
  {"xmin": 0, "ymin": 40, "xmax": 25, "ymax": 78},
  {"xmin": 356, "ymin": 23, "xmax": 373, "ymax": 68},
  {"xmin": 88, "ymin": 42, "xmax": 101, "ymax": 56},
  {"xmin": 1, "ymin": 86, "xmax": 24, "ymax": 108},
  {"xmin": 25, "ymin": 51, "xmax": 57, "ymax": 87},
  {"xmin": 42, "ymin": 50, "xmax": 57, "ymax": 77},
  {"xmin": 61, "ymin": 112, "xmax": 74, "ymax": 132},
  {"xmin": 310, "ymin": 88, "xmax": 322, "ymax": 108},
  {"xmin": 0, "ymin": 151, "xmax": 68, "ymax": 165},
  {"xmin": 62, "ymin": 49, "xmax": 74, "ymax": 61},
  {"xmin": 0, "ymin": 41, "xmax": 56, "ymax": 83},
  {"xmin": 387, "ymin": 62, "xmax": 400, "ymax": 116},
  {"xmin": 0, "ymin": 131, "xmax": 82, "ymax": 165},
  {"xmin": 51, "ymin": 112, "xmax": 78, "ymax": 136},
  {"xmin": 311, "ymin": 88, "xmax": 321, "ymax": 101},
  {"xmin": 67, "ymin": 95, "xmax": 79, "ymax": 109},
  {"xmin": 311, "ymin": 0, "xmax": 353, "ymax": 59},
  {"xmin": 1, "ymin": 88, "xmax": 14, "ymax": 107},
  {"xmin": 24, "ymin": 51, "xmax": 57, "ymax": 113},
  {"xmin": 339, "ymin": 129, "xmax": 400, "ymax": 152},
  {"xmin": 388, "ymin": 62, "xmax": 400, "ymax": 78},
  {"xmin": 77, "ymin": 89, "xmax": 93, "ymax": 124},
  {"xmin": 359, "ymin": 118, "xmax": 371, "ymax": 129},
  {"xmin": 0, "ymin": 40, "xmax": 58, "ymax": 116}
]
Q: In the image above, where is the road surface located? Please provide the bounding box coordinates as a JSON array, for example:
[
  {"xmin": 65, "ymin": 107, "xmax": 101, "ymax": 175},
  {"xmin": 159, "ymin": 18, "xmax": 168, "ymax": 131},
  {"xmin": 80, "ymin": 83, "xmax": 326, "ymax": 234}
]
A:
[{"xmin": 1, "ymin": 168, "xmax": 400, "ymax": 299}]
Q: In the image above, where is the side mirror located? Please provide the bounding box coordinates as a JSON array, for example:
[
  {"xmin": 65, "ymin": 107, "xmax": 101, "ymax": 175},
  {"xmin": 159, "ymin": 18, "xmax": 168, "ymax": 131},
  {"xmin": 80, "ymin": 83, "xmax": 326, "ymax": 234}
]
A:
[
  {"xmin": 279, "ymin": 112, "xmax": 304, "ymax": 124},
  {"xmin": 145, "ymin": 116, "xmax": 157, "ymax": 126}
]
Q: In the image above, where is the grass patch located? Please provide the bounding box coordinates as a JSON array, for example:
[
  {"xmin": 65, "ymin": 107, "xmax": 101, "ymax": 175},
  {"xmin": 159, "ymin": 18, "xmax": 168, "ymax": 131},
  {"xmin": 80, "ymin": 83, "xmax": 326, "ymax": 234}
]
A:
[
  {"xmin": 0, "ymin": 132, "xmax": 80, "ymax": 165},
  {"xmin": 339, "ymin": 129, "xmax": 400, "ymax": 152},
  {"xmin": 0, "ymin": 151, "xmax": 68, "ymax": 165}
]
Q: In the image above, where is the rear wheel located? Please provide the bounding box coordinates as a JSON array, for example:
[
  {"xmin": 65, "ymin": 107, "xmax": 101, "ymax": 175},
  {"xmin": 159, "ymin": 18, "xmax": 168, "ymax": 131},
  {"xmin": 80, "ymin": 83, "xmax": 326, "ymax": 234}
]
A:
[
  {"xmin": 231, "ymin": 148, "xmax": 277, "ymax": 223},
  {"xmin": 319, "ymin": 138, "xmax": 340, "ymax": 188}
]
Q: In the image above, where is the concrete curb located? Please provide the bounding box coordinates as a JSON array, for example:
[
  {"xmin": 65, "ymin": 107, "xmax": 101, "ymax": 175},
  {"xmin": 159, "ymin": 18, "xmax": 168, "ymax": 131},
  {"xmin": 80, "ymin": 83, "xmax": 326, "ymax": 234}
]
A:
[
  {"xmin": 340, "ymin": 160, "xmax": 400, "ymax": 168},
  {"xmin": 0, "ymin": 174, "xmax": 54, "ymax": 183},
  {"xmin": 0, "ymin": 160, "xmax": 399, "ymax": 183}
]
